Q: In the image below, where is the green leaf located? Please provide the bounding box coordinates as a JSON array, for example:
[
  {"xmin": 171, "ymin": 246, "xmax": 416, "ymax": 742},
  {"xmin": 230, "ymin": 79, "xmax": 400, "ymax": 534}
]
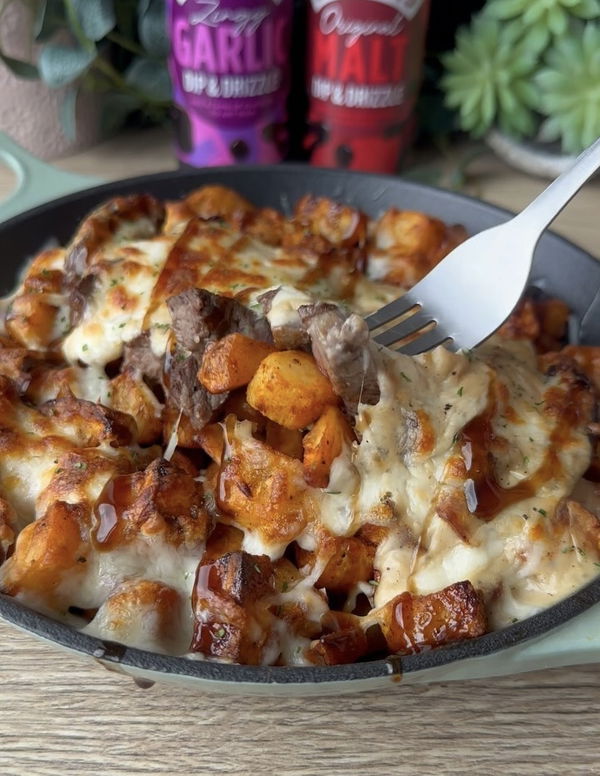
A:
[
  {"xmin": 39, "ymin": 43, "xmax": 97, "ymax": 87},
  {"xmin": 34, "ymin": 0, "xmax": 67, "ymax": 42},
  {"xmin": 72, "ymin": 0, "xmax": 116, "ymax": 42},
  {"xmin": 125, "ymin": 56, "xmax": 170, "ymax": 101},
  {"xmin": 0, "ymin": 53, "xmax": 39, "ymax": 79},
  {"xmin": 59, "ymin": 86, "xmax": 80, "ymax": 141},
  {"xmin": 138, "ymin": 0, "xmax": 169, "ymax": 58},
  {"xmin": 100, "ymin": 92, "xmax": 141, "ymax": 136}
]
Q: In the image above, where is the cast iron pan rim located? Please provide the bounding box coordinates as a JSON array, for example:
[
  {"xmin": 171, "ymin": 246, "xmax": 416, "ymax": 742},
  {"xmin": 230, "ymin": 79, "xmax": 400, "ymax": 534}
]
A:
[
  {"xmin": 1, "ymin": 163, "xmax": 599, "ymax": 685},
  {"xmin": 0, "ymin": 162, "xmax": 597, "ymax": 271},
  {"xmin": 3, "ymin": 575, "xmax": 600, "ymax": 684}
]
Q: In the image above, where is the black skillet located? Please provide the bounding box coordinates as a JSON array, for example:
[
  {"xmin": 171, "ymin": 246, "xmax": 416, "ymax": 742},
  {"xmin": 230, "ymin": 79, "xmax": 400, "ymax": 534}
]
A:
[{"xmin": 1, "ymin": 163, "xmax": 599, "ymax": 694}]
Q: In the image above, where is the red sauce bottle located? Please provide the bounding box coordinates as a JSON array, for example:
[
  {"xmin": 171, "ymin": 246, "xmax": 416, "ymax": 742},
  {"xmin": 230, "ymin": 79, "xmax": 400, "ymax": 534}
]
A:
[{"xmin": 304, "ymin": 0, "xmax": 430, "ymax": 173}]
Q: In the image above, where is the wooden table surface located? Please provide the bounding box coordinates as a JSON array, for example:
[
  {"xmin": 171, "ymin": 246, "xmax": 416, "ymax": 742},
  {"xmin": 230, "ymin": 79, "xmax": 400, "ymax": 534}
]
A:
[{"xmin": 0, "ymin": 129, "xmax": 599, "ymax": 776}]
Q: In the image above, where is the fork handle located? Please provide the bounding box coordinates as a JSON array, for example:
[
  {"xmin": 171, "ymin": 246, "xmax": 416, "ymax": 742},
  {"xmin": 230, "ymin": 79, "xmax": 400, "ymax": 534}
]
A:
[{"xmin": 513, "ymin": 135, "xmax": 600, "ymax": 239}]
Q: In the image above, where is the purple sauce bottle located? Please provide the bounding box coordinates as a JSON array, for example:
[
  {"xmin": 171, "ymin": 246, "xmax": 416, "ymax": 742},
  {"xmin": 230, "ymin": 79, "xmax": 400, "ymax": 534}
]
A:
[{"xmin": 167, "ymin": 0, "xmax": 293, "ymax": 167}]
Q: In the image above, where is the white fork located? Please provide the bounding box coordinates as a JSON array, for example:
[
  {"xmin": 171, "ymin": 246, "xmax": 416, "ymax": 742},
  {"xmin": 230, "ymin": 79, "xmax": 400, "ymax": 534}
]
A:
[{"xmin": 365, "ymin": 136, "xmax": 600, "ymax": 355}]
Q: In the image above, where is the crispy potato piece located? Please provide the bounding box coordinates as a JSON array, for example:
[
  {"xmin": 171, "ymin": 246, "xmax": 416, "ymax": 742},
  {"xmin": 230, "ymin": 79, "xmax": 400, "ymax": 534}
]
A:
[
  {"xmin": 89, "ymin": 579, "xmax": 186, "ymax": 654},
  {"xmin": 109, "ymin": 371, "xmax": 162, "ymax": 445},
  {"xmin": 306, "ymin": 611, "xmax": 369, "ymax": 665},
  {"xmin": 65, "ymin": 194, "xmax": 165, "ymax": 280},
  {"xmin": 184, "ymin": 185, "xmax": 255, "ymax": 225},
  {"xmin": 191, "ymin": 551, "xmax": 274, "ymax": 664},
  {"xmin": 39, "ymin": 394, "xmax": 136, "ymax": 448},
  {"xmin": 265, "ymin": 421, "xmax": 303, "ymax": 459},
  {"xmin": 5, "ymin": 293, "xmax": 60, "ymax": 350},
  {"xmin": 0, "ymin": 501, "xmax": 88, "ymax": 600},
  {"xmin": 377, "ymin": 580, "xmax": 487, "ymax": 654},
  {"xmin": 244, "ymin": 207, "xmax": 286, "ymax": 246},
  {"xmin": 557, "ymin": 346, "xmax": 600, "ymax": 393},
  {"xmin": 302, "ymin": 405, "xmax": 354, "ymax": 487},
  {"xmin": 93, "ymin": 458, "xmax": 209, "ymax": 551},
  {"xmin": 247, "ymin": 350, "xmax": 338, "ymax": 429},
  {"xmin": 371, "ymin": 210, "xmax": 466, "ymax": 287},
  {"xmin": 295, "ymin": 195, "xmax": 367, "ymax": 247},
  {"xmin": 498, "ymin": 298, "xmax": 540, "ymax": 342},
  {"xmin": 0, "ymin": 497, "xmax": 16, "ymax": 564},
  {"xmin": 296, "ymin": 532, "xmax": 376, "ymax": 593},
  {"xmin": 198, "ymin": 333, "xmax": 276, "ymax": 394},
  {"xmin": 202, "ymin": 523, "xmax": 244, "ymax": 564},
  {"xmin": 197, "ymin": 422, "xmax": 226, "ymax": 464},
  {"xmin": 535, "ymin": 299, "xmax": 569, "ymax": 352},
  {"xmin": 218, "ymin": 427, "xmax": 313, "ymax": 549}
]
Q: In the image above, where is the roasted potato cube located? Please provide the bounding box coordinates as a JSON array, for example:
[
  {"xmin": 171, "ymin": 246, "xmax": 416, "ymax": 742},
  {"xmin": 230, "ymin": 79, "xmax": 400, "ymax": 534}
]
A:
[
  {"xmin": 88, "ymin": 579, "xmax": 187, "ymax": 654},
  {"xmin": 377, "ymin": 580, "xmax": 487, "ymax": 654},
  {"xmin": 0, "ymin": 501, "xmax": 88, "ymax": 600},
  {"xmin": 109, "ymin": 371, "xmax": 162, "ymax": 444},
  {"xmin": 184, "ymin": 185, "xmax": 254, "ymax": 225},
  {"xmin": 93, "ymin": 458, "xmax": 209, "ymax": 551},
  {"xmin": 535, "ymin": 298, "xmax": 569, "ymax": 352},
  {"xmin": 221, "ymin": 389, "xmax": 267, "ymax": 428},
  {"xmin": 218, "ymin": 430, "xmax": 313, "ymax": 549},
  {"xmin": 191, "ymin": 551, "xmax": 274, "ymax": 664},
  {"xmin": 39, "ymin": 395, "xmax": 136, "ymax": 448},
  {"xmin": 498, "ymin": 298, "xmax": 540, "ymax": 342},
  {"xmin": 5, "ymin": 293, "xmax": 60, "ymax": 350},
  {"xmin": 295, "ymin": 195, "xmax": 367, "ymax": 247},
  {"xmin": 265, "ymin": 421, "xmax": 303, "ymax": 459},
  {"xmin": 198, "ymin": 333, "xmax": 275, "ymax": 394},
  {"xmin": 306, "ymin": 611, "xmax": 369, "ymax": 665},
  {"xmin": 197, "ymin": 422, "xmax": 225, "ymax": 463},
  {"xmin": 302, "ymin": 405, "xmax": 354, "ymax": 487},
  {"xmin": 0, "ymin": 497, "xmax": 16, "ymax": 564},
  {"xmin": 247, "ymin": 350, "xmax": 338, "ymax": 429},
  {"xmin": 558, "ymin": 346, "xmax": 600, "ymax": 393},
  {"xmin": 202, "ymin": 523, "xmax": 244, "ymax": 564},
  {"xmin": 296, "ymin": 532, "xmax": 375, "ymax": 593}
]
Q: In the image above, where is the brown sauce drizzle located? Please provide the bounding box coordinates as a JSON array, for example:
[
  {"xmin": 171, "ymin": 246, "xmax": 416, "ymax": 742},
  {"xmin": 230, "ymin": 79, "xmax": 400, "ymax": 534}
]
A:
[
  {"xmin": 460, "ymin": 378, "xmax": 588, "ymax": 521},
  {"xmin": 93, "ymin": 474, "xmax": 137, "ymax": 549}
]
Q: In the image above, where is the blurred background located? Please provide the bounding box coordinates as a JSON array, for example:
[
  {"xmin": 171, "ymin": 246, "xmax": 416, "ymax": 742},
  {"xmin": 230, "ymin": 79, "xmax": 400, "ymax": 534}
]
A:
[{"xmin": 0, "ymin": 0, "xmax": 598, "ymax": 179}]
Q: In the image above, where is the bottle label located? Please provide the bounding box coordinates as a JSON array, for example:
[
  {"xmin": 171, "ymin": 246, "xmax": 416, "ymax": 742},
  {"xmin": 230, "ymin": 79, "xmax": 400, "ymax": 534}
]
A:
[
  {"xmin": 305, "ymin": 0, "xmax": 430, "ymax": 172},
  {"xmin": 168, "ymin": 0, "xmax": 292, "ymax": 166}
]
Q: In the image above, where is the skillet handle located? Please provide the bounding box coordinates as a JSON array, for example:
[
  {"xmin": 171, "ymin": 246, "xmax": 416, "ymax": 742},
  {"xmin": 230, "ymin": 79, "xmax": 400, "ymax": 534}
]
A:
[{"xmin": 0, "ymin": 131, "xmax": 102, "ymax": 223}]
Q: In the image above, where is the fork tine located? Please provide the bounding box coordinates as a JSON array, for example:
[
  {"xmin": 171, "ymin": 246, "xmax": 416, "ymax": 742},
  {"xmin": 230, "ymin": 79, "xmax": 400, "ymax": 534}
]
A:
[
  {"xmin": 396, "ymin": 326, "xmax": 451, "ymax": 356},
  {"xmin": 373, "ymin": 310, "xmax": 434, "ymax": 347},
  {"xmin": 365, "ymin": 291, "xmax": 418, "ymax": 330}
]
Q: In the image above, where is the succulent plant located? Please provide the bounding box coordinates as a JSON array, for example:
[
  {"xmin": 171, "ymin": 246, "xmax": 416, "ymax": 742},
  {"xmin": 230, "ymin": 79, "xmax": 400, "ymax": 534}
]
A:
[
  {"xmin": 441, "ymin": 17, "xmax": 539, "ymax": 138},
  {"xmin": 441, "ymin": 1, "xmax": 600, "ymax": 154},
  {"xmin": 486, "ymin": 0, "xmax": 600, "ymax": 48},
  {"xmin": 536, "ymin": 23, "xmax": 600, "ymax": 153},
  {"xmin": 0, "ymin": 0, "xmax": 170, "ymax": 138}
]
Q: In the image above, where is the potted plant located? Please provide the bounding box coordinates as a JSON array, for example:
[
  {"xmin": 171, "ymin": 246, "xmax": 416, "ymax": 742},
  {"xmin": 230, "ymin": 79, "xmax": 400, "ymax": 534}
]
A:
[
  {"xmin": 440, "ymin": 0, "xmax": 600, "ymax": 176},
  {"xmin": 0, "ymin": 0, "xmax": 170, "ymax": 159}
]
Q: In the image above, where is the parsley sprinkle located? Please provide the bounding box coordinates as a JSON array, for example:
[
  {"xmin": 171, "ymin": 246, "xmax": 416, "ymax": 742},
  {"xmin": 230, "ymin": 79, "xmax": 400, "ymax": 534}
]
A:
[
  {"xmin": 82, "ymin": 344, "xmax": 88, "ymax": 352},
  {"xmin": 369, "ymin": 579, "xmax": 379, "ymax": 587},
  {"xmin": 457, "ymin": 386, "xmax": 464, "ymax": 397},
  {"xmin": 215, "ymin": 626, "xmax": 226, "ymax": 639},
  {"xmin": 118, "ymin": 322, "xmax": 126, "ymax": 328},
  {"xmin": 523, "ymin": 456, "xmax": 529, "ymax": 466},
  {"xmin": 594, "ymin": 562, "xmax": 600, "ymax": 569},
  {"xmin": 529, "ymin": 437, "xmax": 534, "ymax": 443},
  {"xmin": 74, "ymin": 462, "xmax": 87, "ymax": 470},
  {"xmin": 153, "ymin": 322, "xmax": 170, "ymax": 331},
  {"xmin": 325, "ymin": 490, "xmax": 341, "ymax": 495},
  {"xmin": 281, "ymin": 581, "xmax": 289, "ymax": 593},
  {"xmin": 400, "ymin": 371, "xmax": 412, "ymax": 383},
  {"xmin": 452, "ymin": 432, "xmax": 460, "ymax": 444}
]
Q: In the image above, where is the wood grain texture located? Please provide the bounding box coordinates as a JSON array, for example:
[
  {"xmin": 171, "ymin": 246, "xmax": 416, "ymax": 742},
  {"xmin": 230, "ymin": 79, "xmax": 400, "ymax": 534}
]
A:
[{"xmin": 0, "ymin": 132, "xmax": 599, "ymax": 776}]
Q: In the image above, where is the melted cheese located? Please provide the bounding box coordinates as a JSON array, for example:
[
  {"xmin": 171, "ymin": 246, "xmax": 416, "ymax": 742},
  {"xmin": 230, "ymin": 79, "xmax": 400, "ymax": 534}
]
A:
[{"xmin": 1, "ymin": 192, "xmax": 598, "ymax": 667}]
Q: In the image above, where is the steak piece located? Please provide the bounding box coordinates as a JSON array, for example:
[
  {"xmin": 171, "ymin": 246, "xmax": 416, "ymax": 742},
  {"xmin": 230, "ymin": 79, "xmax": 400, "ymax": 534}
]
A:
[
  {"xmin": 122, "ymin": 332, "xmax": 164, "ymax": 386},
  {"xmin": 165, "ymin": 289, "xmax": 273, "ymax": 431},
  {"xmin": 167, "ymin": 288, "xmax": 272, "ymax": 353},
  {"xmin": 298, "ymin": 302, "xmax": 380, "ymax": 414}
]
